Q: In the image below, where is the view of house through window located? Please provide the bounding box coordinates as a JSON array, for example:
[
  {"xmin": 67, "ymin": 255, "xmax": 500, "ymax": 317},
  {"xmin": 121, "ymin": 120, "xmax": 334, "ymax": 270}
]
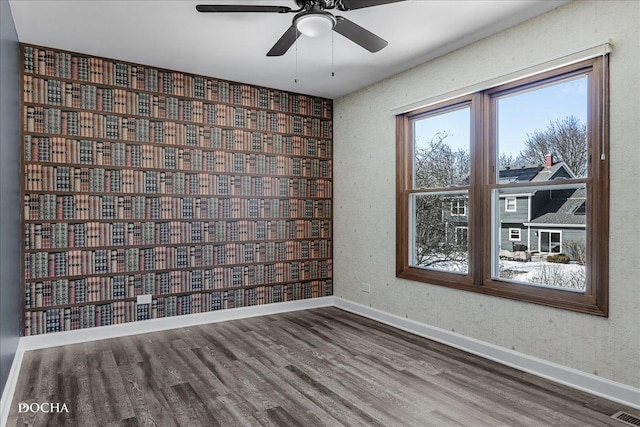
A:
[
  {"xmin": 397, "ymin": 57, "xmax": 608, "ymax": 314},
  {"xmin": 495, "ymin": 184, "xmax": 587, "ymax": 291},
  {"xmin": 493, "ymin": 75, "xmax": 588, "ymax": 292},
  {"xmin": 409, "ymin": 76, "xmax": 589, "ymax": 291},
  {"xmin": 410, "ymin": 106, "xmax": 470, "ymax": 274}
]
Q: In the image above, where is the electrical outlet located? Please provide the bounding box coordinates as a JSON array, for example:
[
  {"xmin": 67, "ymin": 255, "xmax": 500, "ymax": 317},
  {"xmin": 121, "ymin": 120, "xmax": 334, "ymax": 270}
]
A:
[
  {"xmin": 137, "ymin": 294, "xmax": 152, "ymax": 305},
  {"xmin": 361, "ymin": 283, "xmax": 371, "ymax": 293}
]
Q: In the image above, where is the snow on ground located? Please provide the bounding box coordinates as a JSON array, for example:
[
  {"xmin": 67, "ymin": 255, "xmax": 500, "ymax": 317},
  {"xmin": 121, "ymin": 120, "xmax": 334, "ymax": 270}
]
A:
[
  {"xmin": 421, "ymin": 256, "xmax": 586, "ymax": 291},
  {"xmin": 499, "ymin": 260, "xmax": 586, "ymax": 291}
]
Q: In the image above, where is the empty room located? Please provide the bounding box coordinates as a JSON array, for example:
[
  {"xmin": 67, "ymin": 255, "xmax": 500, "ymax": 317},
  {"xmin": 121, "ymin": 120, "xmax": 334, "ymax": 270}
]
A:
[{"xmin": 1, "ymin": 0, "xmax": 639, "ymax": 425}]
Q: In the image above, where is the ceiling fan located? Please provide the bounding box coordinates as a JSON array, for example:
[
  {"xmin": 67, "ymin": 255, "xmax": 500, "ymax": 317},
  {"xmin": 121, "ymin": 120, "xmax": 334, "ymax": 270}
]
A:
[{"xmin": 196, "ymin": 0, "xmax": 405, "ymax": 56}]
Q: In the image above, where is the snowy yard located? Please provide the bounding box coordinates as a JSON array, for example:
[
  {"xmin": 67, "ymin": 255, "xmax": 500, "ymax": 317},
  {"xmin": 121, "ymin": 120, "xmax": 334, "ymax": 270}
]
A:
[
  {"xmin": 419, "ymin": 255, "xmax": 586, "ymax": 292},
  {"xmin": 499, "ymin": 259, "xmax": 586, "ymax": 291}
]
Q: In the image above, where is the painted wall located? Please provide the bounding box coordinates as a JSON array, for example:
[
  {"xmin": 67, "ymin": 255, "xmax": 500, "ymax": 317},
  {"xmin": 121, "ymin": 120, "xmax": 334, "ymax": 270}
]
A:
[
  {"xmin": 334, "ymin": 0, "xmax": 640, "ymax": 388},
  {"xmin": 0, "ymin": 0, "xmax": 22, "ymax": 393}
]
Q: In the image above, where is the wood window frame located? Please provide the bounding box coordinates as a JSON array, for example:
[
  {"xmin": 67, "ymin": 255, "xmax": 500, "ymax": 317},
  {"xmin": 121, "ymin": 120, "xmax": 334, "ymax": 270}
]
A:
[{"xmin": 396, "ymin": 56, "xmax": 608, "ymax": 316}]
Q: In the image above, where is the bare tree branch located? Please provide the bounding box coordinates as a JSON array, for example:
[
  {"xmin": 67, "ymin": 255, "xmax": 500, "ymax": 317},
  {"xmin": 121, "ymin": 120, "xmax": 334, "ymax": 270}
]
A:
[
  {"xmin": 413, "ymin": 133, "xmax": 469, "ymax": 270},
  {"xmin": 518, "ymin": 116, "xmax": 587, "ymax": 176}
]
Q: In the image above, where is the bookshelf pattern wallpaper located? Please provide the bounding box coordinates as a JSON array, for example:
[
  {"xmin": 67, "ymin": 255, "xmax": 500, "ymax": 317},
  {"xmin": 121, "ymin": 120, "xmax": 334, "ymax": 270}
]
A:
[{"xmin": 21, "ymin": 44, "xmax": 333, "ymax": 335}]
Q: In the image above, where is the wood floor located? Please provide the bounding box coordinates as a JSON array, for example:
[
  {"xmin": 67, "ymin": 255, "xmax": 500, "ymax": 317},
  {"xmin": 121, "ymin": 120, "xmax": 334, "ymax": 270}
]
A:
[{"xmin": 7, "ymin": 307, "xmax": 636, "ymax": 426}]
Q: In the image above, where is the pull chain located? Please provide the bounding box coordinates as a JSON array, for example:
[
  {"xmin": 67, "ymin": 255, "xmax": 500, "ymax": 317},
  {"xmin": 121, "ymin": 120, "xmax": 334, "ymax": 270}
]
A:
[{"xmin": 331, "ymin": 30, "xmax": 335, "ymax": 77}]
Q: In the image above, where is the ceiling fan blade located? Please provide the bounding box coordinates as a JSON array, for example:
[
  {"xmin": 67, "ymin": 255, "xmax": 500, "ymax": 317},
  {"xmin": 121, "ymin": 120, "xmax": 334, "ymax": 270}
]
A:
[
  {"xmin": 267, "ymin": 25, "xmax": 301, "ymax": 57},
  {"xmin": 337, "ymin": 0, "xmax": 405, "ymax": 11},
  {"xmin": 333, "ymin": 17, "xmax": 388, "ymax": 53},
  {"xmin": 196, "ymin": 5, "xmax": 292, "ymax": 13}
]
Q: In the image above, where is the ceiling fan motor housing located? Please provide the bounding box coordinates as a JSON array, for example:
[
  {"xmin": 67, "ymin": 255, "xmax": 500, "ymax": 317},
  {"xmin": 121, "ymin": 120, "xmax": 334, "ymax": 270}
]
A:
[{"xmin": 295, "ymin": 0, "xmax": 334, "ymax": 9}]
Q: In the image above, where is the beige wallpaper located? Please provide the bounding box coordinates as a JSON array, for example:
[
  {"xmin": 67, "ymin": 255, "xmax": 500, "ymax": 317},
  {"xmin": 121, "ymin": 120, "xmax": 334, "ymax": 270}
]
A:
[{"xmin": 334, "ymin": 0, "xmax": 639, "ymax": 388}]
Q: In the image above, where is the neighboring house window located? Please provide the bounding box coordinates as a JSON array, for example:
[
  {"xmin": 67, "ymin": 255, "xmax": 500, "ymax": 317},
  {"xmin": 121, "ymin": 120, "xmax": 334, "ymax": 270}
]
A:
[
  {"xmin": 451, "ymin": 200, "xmax": 466, "ymax": 216},
  {"xmin": 539, "ymin": 230, "xmax": 561, "ymax": 253},
  {"xmin": 456, "ymin": 226, "xmax": 469, "ymax": 246},
  {"xmin": 396, "ymin": 56, "xmax": 609, "ymax": 316}
]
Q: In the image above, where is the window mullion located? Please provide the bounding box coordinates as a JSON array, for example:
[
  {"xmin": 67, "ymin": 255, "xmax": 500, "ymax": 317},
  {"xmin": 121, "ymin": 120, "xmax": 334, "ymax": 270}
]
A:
[{"xmin": 469, "ymin": 91, "xmax": 486, "ymax": 286}]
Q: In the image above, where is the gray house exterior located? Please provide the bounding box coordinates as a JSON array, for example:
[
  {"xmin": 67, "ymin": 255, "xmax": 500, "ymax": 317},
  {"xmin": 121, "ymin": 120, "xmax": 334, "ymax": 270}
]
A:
[
  {"xmin": 443, "ymin": 155, "xmax": 586, "ymax": 257},
  {"xmin": 499, "ymin": 186, "xmax": 585, "ymax": 255},
  {"xmin": 497, "ymin": 155, "xmax": 585, "ymax": 255}
]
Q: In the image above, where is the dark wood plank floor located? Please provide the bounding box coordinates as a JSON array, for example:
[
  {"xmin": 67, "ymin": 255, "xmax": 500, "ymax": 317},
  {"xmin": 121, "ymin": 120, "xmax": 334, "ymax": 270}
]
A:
[{"xmin": 7, "ymin": 307, "xmax": 637, "ymax": 426}]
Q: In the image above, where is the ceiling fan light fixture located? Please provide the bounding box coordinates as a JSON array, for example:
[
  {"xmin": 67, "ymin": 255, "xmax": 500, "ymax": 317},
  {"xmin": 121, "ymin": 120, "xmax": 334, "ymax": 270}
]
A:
[{"xmin": 294, "ymin": 12, "xmax": 336, "ymax": 37}]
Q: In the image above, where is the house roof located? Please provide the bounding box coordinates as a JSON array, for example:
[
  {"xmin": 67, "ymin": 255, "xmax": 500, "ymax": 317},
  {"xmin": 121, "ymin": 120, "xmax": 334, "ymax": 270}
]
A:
[
  {"xmin": 529, "ymin": 187, "xmax": 586, "ymax": 225},
  {"xmin": 498, "ymin": 161, "xmax": 573, "ymax": 184},
  {"xmin": 460, "ymin": 160, "xmax": 575, "ymax": 186},
  {"xmin": 531, "ymin": 162, "xmax": 574, "ymax": 182},
  {"xmin": 498, "ymin": 166, "xmax": 543, "ymax": 183}
]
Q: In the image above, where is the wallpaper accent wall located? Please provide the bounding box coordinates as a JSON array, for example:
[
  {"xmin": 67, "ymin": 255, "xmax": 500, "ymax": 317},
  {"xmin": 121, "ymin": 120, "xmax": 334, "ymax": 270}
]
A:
[{"xmin": 21, "ymin": 44, "xmax": 333, "ymax": 335}]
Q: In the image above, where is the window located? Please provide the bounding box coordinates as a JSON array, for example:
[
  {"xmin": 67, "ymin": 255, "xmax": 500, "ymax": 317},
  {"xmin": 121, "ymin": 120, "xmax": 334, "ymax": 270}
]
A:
[
  {"xmin": 451, "ymin": 200, "xmax": 467, "ymax": 216},
  {"xmin": 396, "ymin": 57, "xmax": 608, "ymax": 315},
  {"xmin": 456, "ymin": 226, "xmax": 469, "ymax": 246},
  {"xmin": 406, "ymin": 105, "xmax": 471, "ymax": 276},
  {"xmin": 539, "ymin": 230, "xmax": 561, "ymax": 253}
]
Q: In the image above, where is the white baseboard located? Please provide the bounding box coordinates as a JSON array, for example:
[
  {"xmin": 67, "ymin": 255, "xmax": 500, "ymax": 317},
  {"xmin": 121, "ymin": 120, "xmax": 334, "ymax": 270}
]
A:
[
  {"xmin": 19, "ymin": 296, "xmax": 334, "ymax": 352},
  {"xmin": 2, "ymin": 295, "xmax": 638, "ymax": 427},
  {"xmin": 333, "ymin": 297, "xmax": 640, "ymax": 411},
  {"xmin": 0, "ymin": 339, "xmax": 26, "ymax": 427}
]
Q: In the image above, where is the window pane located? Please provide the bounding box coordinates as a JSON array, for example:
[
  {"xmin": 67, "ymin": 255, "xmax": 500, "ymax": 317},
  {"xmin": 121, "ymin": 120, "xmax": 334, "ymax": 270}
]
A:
[
  {"xmin": 493, "ymin": 184, "xmax": 587, "ymax": 292},
  {"xmin": 496, "ymin": 76, "xmax": 588, "ymax": 179},
  {"xmin": 411, "ymin": 192, "xmax": 469, "ymax": 274},
  {"xmin": 413, "ymin": 107, "xmax": 470, "ymax": 188}
]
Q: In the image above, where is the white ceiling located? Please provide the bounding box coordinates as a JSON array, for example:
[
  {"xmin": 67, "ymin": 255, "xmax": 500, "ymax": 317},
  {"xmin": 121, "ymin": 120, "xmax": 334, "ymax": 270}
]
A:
[{"xmin": 8, "ymin": 0, "xmax": 568, "ymax": 100}]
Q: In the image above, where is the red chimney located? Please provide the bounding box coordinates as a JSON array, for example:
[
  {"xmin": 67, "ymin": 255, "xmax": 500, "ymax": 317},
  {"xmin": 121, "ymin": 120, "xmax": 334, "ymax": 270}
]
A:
[{"xmin": 545, "ymin": 154, "xmax": 553, "ymax": 167}]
